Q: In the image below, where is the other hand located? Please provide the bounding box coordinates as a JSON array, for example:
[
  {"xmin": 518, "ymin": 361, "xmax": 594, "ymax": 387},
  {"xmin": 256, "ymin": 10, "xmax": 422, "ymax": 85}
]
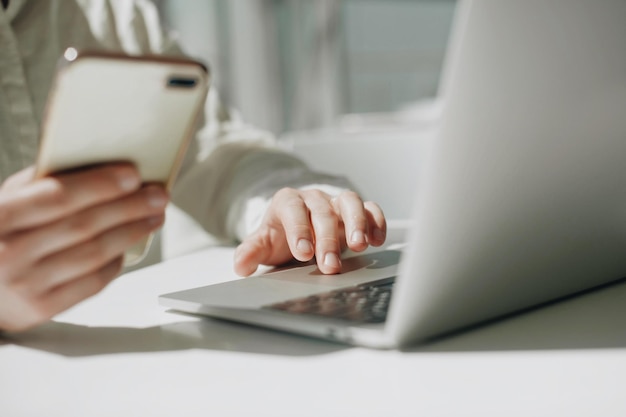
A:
[
  {"xmin": 234, "ymin": 188, "xmax": 386, "ymax": 276},
  {"xmin": 0, "ymin": 164, "xmax": 168, "ymax": 332}
]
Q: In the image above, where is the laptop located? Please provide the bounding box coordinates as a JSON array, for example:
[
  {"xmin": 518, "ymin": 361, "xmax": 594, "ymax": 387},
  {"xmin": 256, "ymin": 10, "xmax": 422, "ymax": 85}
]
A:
[{"xmin": 159, "ymin": 0, "xmax": 626, "ymax": 349}]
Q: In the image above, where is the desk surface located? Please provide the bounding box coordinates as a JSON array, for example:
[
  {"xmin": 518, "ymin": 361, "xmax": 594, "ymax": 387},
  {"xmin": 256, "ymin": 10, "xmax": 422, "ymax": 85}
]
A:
[{"xmin": 2, "ymin": 232, "xmax": 626, "ymax": 416}]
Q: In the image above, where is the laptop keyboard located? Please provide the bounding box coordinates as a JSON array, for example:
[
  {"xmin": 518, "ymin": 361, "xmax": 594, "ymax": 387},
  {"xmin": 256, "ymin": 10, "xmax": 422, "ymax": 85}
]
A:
[{"xmin": 263, "ymin": 279, "xmax": 395, "ymax": 323}]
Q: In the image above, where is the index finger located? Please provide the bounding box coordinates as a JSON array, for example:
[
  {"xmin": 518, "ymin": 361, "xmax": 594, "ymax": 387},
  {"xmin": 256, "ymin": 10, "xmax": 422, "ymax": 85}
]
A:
[
  {"xmin": 302, "ymin": 190, "xmax": 343, "ymax": 274},
  {"xmin": 273, "ymin": 188, "xmax": 316, "ymax": 262},
  {"xmin": 0, "ymin": 163, "xmax": 141, "ymax": 235}
]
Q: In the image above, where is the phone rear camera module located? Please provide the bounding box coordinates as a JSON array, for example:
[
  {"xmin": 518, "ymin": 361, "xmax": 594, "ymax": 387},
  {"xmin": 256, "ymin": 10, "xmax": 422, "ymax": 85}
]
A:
[{"xmin": 167, "ymin": 76, "xmax": 198, "ymax": 88}]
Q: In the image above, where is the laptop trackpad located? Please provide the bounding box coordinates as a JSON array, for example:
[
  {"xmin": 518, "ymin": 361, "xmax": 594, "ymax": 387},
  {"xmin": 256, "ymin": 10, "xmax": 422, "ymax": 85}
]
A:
[{"xmin": 163, "ymin": 250, "xmax": 400, "ymax": 309}]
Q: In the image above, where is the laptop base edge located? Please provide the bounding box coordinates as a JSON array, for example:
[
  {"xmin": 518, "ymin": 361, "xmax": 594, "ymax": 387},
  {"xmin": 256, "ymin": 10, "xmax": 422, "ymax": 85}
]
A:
[{"xmin": 158, "ymin": 296, "xmax": 395, "ymax": 349}]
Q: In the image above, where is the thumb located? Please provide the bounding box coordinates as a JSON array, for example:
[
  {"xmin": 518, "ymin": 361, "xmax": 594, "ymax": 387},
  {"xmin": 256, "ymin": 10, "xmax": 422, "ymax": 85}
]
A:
[{"xmin": 233, "ymin": 234, "xmax": 274, "ymax": 277}]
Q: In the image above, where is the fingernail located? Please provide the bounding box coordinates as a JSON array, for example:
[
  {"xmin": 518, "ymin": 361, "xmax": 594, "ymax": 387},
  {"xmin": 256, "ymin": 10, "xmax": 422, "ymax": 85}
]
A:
[
  {"xmin": 350, "ymin": 230, "xmax": 366, "ymax": 244},
  {"xmin": 323, "ymin": 252, "xmax": 341, "ymax": 269},
  {"xmin": 296, "ymin": 239, "xmax": 313, "ymax": 254},
  {"xmin": 118, "ymin": 170, "xmax": 140, "ymax": 192},
  {"xmin": 148, "ymin": 188, "xmax": 168, "ymax": 208}
]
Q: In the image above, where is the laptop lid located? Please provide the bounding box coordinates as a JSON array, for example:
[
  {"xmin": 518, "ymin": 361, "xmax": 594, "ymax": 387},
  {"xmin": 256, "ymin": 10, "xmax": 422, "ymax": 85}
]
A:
[{"xmin": 388, "ymin": 0, "xmax": 626, "ymax": 346}]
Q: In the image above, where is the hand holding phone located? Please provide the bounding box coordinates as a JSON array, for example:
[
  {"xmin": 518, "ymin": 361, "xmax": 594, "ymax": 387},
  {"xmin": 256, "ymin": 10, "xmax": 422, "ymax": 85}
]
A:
[
  {"xmin": 36, "ymin": 48, "xmax": 210, "ymax": 265},
  {"xmin": 0, "ymin": 163, "xmax": 167, "ymax": 332}
]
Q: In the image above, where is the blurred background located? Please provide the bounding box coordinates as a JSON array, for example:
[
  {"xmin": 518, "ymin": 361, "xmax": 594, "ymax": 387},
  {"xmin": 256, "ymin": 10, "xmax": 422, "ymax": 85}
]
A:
[
  {"xmin": 154, "ymin": 0, "xmax": 456, "ymax": 135},
  {"xmin": 154, "ymin": 0, "xmax": 457, "ymax": 238}
]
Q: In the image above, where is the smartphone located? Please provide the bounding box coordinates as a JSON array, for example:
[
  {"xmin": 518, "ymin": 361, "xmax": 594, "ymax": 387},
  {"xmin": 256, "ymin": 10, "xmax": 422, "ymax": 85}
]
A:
[{"xmin": 36, "ymin": 48, "xmax": 210, "ymax": 265}]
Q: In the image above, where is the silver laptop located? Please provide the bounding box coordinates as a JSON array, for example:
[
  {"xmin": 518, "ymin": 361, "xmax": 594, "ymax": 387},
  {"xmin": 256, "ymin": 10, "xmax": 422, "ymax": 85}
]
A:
[{"xmin": 160, "ymin": 0, "xmax": 626, "ymax": 349}]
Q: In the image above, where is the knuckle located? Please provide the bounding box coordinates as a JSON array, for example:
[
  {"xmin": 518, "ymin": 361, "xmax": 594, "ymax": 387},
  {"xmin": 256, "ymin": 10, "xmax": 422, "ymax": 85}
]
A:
[
  {"xmin": 245, "ymin": 229, "xmax": 271, "ymax": 252},
  {"xmin": 277, "ymin": 196, "xmax": 308, "ymax": 218},
  {"xmin": 311, "ymin": 205, "xmax": 335, "ymax": 218},
  {"xmin": 65, "ymin": 212, "xmax": 96, "ymax": 238},
  {"xmin": 80, "ymin": 239, "xmax": 110, "ymax": 265},
  {"xmin": 114, "ymin": 198, "xmax": 143, "ymax": 223},
  {"xmin": 316, "ymin": 235, "xmax": 339, "ymax": 245},
  {"xmin": 305, "ymin": 189, "xmax": 328, "ymax": 201},
  {"xmin": 274, "ymin": 187, "xmax": 297, "ymax": 201},
  {"xmin": 283, "ymin": 198, "xmax": 307, "ymax": 213},
  {"xmin": 285, "ymin": 223, "xmax": 311, "ymax": 236},
  {"xmin": 339, "ymin": 190, "xmax": 361, "ymax": 201}
]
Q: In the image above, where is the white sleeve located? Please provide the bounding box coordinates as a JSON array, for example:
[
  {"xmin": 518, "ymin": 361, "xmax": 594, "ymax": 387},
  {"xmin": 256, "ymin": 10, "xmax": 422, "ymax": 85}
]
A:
[{"xmin": 171, "ymin": 132, "xmax": 354, "ymax": 243}]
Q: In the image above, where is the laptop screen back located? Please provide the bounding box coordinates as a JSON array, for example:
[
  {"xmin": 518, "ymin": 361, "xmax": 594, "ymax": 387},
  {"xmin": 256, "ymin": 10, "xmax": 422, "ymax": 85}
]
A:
[{"xmin": 389, "ymin": 0, "xmax": 626, "ymax": 345}]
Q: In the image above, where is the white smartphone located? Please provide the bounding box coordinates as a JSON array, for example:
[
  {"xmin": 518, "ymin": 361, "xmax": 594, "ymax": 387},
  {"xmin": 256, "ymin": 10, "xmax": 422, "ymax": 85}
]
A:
[{"xmin": 36, "ymin": 48, "xmax": 210, "ymax": 265}]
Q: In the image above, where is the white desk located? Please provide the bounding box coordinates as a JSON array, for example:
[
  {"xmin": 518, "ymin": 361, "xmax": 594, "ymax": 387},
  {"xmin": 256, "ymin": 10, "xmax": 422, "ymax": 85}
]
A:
[{"xmin": 2, "ymin": 234, "xmax": 626, "ymax": 416}]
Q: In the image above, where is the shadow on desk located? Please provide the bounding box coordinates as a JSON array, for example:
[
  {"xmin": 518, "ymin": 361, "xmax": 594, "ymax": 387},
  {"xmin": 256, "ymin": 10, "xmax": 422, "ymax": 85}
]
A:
[
  {"xmin": 3, "ymin": 277, "xmax": 626, "ymax": 357},
  {"xmin": 0, "ymin": 318, "xmax": 347, "ymax": 358},
  {"xmin": 410, "ymin": 278, "xmax": 626, "ymax": 354}
]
